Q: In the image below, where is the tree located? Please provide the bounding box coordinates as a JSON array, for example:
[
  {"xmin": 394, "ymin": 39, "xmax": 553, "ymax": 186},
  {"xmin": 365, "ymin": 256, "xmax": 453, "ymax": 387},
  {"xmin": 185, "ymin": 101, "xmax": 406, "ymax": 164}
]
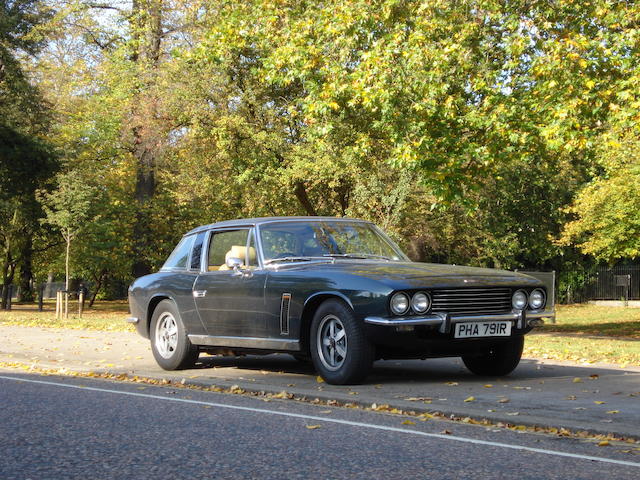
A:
[{"xmin": 40, "ymin": 171, "xmax": 97, "ymax": 293}]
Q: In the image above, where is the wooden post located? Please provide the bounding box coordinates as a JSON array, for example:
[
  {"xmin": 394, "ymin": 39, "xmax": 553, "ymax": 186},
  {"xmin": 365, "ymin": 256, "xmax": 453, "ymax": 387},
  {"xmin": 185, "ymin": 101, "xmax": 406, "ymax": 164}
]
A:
[
  {"xmin": 78, "ymin": 290, "xmax": 84, "ymax": 318},
  {"xmin": 64, "ymin": 291, "xmax": 69, "ymax": 319},
  {"xmin": 56, "ymin": 290, "xmax": 61, "ymax": 319}
]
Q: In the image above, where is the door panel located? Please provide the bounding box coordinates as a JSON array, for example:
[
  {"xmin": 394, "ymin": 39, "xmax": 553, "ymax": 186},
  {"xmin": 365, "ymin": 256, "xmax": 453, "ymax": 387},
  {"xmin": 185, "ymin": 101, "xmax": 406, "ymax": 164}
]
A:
[{"xmin": 194, "ymin": 228, "xmax": 267, "ymax": 338}]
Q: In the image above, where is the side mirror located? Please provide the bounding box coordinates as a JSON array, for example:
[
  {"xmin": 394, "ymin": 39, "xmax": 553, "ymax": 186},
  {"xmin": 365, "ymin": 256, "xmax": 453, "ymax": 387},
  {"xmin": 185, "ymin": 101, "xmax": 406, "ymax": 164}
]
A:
[{"xmin": 226, "ymin": 257, "xmax": 243, "ymax": 272}]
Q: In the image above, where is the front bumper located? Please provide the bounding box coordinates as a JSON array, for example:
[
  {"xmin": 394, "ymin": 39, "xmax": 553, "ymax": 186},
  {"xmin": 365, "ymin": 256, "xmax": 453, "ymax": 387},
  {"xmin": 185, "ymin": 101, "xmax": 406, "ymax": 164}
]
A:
[{"xmin": 364, "ymin": 309, "xmax": 555, "ymax": 333}]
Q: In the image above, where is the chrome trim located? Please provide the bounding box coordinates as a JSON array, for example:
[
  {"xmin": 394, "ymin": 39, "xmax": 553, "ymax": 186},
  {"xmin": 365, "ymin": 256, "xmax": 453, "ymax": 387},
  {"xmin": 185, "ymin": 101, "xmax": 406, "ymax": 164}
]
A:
[
  {"xmin": 188, "ymin": 334, "xmax": 299, "ymax": 351},
  {"xmin": 126, "ymin": 317, "xmax": 139, "ymax": 324},
  {"xmin": 364, "ymin": 309, "xmax": 555, "ymax": 328}
]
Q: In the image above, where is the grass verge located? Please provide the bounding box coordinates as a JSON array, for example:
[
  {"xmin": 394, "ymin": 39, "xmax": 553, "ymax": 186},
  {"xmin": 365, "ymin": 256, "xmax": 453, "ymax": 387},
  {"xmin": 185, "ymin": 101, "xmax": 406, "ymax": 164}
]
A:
[{"xmin": 0, "ymin": 301, "xmax": 132, "ymax": 332}]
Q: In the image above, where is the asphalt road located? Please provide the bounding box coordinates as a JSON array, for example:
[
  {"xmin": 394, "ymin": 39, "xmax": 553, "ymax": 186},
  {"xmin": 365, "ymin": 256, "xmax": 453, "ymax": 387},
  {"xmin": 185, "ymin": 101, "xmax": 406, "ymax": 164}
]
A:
[
  {"xmin": 1, "ymin": 373, "xmax": 639, "ymax": 479},
  {"xmin": 3, "ymin": 325, "xmax": 639, "ymax": 439}
]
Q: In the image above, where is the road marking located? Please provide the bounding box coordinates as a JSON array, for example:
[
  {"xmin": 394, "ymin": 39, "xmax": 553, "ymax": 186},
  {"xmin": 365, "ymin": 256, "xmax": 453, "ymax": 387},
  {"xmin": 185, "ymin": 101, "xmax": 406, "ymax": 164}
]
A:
[{"xmin": 2, "ymin": 374, "xmax": 639, "ymax": 468}]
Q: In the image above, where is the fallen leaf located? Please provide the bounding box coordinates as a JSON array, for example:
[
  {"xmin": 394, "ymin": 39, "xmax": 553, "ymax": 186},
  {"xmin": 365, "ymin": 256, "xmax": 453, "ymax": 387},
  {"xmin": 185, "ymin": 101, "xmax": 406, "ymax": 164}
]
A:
[
  {"xmin": 445, "ymin": 382, "xmax": 459, "ymax": 386},
  {"xmin": 573, "ymin": 377, "xmax": 583, "ymax": 383},
  {"xmin": 589, "ymin": 374, "xmax": 599, "ymax": 380},
  {"xmin": 306, "ymin": 425, "xmax": 321, "ymax": 430},
  {"xmin": 606, "ymin": 410, "xmax": 620, "ymax": 414},
  {"xmin": 440, "ymin": 430, "xmax": 452, "ymax": 435},
  {"xmin": 594, "ymin": 401, "xmax": 606, "ymax": 405},
  {"xmin": 464, "ymin": 396, "xmax": 475, "ymax": 402},
  {"xmin": 319, "ymin": 410, "xmax": 332, "ymax": 414},
  {"xmin": 316, "ymin": 376, "xmax": 324, "ymax": 383},
  {"xmin": 598, "ymin": 441, "xmax": 610, "ymax": 447},
  {"xmin": 498, "ymin": 398, "xmax": 510, "ymax": 403},
  {"xmin": 272, "ymin": 390, "xmax": 291, "ymax": 399},
  {"xmin": 565, "ymin": 395, "xmax": 577, "ymax": 400},
  {"xmin": 484, "ymin": 384, "xmax": 494, "ymax": 388},
  {"xmin": 506, "ymin": 412, "xmax": 520, "ymax": 416},
  {"xmin": 401, "ymin": 420, "xmax": 416, "ymax": 425}
]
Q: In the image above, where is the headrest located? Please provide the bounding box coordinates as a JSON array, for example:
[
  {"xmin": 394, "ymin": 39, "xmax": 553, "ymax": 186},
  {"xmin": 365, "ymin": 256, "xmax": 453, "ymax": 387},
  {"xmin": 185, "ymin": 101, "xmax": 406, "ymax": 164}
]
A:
[{"xmin": 225, "ymin": 245, "xmax": 257, "ymax": 264}]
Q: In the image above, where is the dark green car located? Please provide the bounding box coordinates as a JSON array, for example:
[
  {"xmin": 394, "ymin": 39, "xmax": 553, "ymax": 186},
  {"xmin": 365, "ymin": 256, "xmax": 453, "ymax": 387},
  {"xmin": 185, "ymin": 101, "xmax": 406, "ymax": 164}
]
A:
[{"xmin": 127, "ymin": 217, "xmax": 555, "ymax": 384}]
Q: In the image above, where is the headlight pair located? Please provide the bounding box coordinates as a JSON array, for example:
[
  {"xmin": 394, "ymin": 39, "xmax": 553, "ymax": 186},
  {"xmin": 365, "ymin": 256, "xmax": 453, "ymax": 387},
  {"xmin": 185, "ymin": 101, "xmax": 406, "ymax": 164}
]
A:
[
  {"xmin": 512, "ymin": 288, "xmax": 546, "ymax": 310},
  {"xmin": 390, "ymin": 291, "xmax": 431, "ymax": 315}
]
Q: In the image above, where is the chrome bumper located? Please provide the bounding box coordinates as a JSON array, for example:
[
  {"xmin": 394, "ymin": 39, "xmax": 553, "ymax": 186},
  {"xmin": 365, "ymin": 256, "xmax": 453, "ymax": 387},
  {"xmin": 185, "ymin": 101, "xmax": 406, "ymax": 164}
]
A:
[{"xmin": 364, "ymin": 310, "xmax": 555, "ymax": 333}]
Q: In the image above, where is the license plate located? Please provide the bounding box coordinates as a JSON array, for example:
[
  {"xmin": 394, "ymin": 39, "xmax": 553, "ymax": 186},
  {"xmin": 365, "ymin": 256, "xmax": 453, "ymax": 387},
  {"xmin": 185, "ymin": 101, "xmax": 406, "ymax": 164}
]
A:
[{"xmin": 454, "ymin": 321, "xmax": 512, "ymax": 338}]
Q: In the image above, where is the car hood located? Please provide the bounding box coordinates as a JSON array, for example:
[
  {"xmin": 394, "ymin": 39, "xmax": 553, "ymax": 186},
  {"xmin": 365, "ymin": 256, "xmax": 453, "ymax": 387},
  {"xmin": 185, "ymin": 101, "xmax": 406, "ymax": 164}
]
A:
[{"xmin": 281, "ymin": 260, "xmax": 541, "ymax": 290}]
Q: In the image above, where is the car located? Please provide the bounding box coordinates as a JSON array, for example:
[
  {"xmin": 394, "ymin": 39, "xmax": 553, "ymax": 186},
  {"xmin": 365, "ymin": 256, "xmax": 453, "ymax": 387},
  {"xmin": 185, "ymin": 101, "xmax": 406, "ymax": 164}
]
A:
[{"xmin": 127, "ymin": 216, "xmax": 555, "ymax": 384}]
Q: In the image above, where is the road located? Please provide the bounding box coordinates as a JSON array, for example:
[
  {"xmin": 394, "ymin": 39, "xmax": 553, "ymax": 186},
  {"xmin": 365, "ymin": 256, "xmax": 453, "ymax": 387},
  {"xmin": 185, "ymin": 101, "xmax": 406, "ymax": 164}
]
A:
[
  {"xmin": 2, "ymin": 325, "xmax": 639, "ymax": 439},
  {"xmin": 1, "ymin": 373, "xmax": 639, "ymax": 479}
]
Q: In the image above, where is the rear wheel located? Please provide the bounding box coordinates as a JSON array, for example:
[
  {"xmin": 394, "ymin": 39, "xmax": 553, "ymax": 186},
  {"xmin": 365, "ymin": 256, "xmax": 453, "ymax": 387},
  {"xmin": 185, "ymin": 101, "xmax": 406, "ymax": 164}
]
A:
[
  {"xmin": 310, "ymin": 299, "xmax": 374, "ymax": 385},
  {"xmin": 150, "ymin": 300, "xmax": 199, "ymax": 370},
  {"xmin": 462, "ymin": 336, "xmax": 524, "ymax": 376}
]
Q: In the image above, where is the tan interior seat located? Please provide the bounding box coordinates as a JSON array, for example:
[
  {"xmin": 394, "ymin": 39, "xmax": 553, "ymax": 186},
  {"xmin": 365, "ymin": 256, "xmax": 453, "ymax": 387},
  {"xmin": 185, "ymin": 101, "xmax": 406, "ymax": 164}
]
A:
[{"xmin": 212, "ymin": 245, "xmax": 257, "ymax": 271}]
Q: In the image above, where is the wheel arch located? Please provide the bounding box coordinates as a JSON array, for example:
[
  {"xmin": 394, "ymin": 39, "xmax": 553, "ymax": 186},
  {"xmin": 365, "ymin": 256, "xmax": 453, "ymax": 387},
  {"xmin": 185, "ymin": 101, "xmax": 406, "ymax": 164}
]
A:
[
  {"xmin": 299, "ymin": 292, "xmax": 354, "ymax": 354},
  {"xmin": 146, "ymin": 294, "xmax": 175, "ymax": 336}
]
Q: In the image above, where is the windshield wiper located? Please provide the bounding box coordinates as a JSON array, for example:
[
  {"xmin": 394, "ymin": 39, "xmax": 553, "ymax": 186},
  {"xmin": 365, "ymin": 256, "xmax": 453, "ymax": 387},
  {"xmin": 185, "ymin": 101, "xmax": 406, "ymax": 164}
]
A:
[
  {"xmin": 264, "ymin": 256, "xmax": 333, "ymax": 265},
  {"xmin": 322, "ymin": 253, "xmax": 391, "ymax": 260}
]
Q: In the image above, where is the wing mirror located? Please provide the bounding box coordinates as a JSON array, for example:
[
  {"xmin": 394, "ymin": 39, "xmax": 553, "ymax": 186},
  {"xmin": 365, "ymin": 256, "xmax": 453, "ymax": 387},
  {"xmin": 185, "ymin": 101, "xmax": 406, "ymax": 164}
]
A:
[{"xmin": 226, "ymin": 257, "xmax": 252, "ymax": 277}]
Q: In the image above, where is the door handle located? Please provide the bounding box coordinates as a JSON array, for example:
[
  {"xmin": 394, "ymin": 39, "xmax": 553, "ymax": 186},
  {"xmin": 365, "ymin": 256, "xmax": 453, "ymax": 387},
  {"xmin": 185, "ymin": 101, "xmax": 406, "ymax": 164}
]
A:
[{"xmin": 193, "ymin": 290, "xmax": 206, "ymax": 298}]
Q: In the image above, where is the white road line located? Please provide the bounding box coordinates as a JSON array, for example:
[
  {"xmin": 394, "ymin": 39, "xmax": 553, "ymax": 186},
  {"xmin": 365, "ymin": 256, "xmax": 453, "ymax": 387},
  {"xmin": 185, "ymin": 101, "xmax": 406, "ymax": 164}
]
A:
[{"xmin": 2, "ymin": 375, "xmax": 639, "ymax": 469}]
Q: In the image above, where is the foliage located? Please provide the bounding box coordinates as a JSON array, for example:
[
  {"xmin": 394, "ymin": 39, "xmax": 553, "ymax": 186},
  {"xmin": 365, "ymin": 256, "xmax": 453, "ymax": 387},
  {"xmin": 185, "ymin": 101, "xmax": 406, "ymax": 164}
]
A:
[
  {"xmin": 39, "ymin": 170, "xmax": 98, "ymax": 289},
  {"xmin": 1, "ymin": 0, "xmax": 638, "ymax": 295}
]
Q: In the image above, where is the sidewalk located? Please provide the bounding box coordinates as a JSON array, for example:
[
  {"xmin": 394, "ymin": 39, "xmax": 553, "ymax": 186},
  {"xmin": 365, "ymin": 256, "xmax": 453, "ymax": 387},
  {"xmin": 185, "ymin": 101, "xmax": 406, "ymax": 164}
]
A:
[{"xmin": 2, "ymin": 324, "xmax": 639, "ymax": 439}]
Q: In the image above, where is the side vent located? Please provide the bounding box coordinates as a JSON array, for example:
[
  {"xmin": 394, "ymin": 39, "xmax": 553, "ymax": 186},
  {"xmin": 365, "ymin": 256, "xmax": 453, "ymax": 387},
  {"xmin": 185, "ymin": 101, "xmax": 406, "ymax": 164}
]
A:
[{"xmin": 280, "ymin": 293, "xmax": 291, "ymax": 335}]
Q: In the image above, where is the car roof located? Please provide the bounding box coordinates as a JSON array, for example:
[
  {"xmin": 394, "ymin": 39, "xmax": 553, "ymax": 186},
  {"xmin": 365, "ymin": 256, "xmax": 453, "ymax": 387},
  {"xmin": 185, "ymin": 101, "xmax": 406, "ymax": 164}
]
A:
[{"xmin": 185, "ymin": 216, "xmax": 372, "ymax": 236}]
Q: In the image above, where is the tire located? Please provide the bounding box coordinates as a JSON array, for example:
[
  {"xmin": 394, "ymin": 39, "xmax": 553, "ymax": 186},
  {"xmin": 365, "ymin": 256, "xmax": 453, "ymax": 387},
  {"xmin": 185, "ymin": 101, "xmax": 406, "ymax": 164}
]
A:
[
  {"xmin": 310, "ymin": 299, "xmax": 374, "ymax": 385},
  {"xmin": 150, "ymin": 299, "xmax": 199, "ymax": 370},
  {"xmin": 462, "ymin": 336, "xmax": 524, "ymax": 376}
]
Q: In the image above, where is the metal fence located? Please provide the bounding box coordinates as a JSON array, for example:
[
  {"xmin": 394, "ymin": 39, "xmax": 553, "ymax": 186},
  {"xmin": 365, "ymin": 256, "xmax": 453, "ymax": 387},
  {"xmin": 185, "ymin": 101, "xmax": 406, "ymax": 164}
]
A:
[{"xmin": 584, "ymin": 265, "xmax": 640, "ymax": 301}]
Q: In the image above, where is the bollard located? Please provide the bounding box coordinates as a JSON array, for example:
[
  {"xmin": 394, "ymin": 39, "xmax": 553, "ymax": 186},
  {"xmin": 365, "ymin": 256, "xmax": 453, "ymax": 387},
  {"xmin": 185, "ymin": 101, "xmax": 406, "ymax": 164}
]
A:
[
  {"xmin": 38, "ymin": 284, "xmax": 44, "ymax": 312},
  {"xmin": 55, "ymin": 290, "xmax": 61, "ymax": 319},
  {"xmin": 78, "ymin": 290, "xmax": 84, "ymax": 318}
]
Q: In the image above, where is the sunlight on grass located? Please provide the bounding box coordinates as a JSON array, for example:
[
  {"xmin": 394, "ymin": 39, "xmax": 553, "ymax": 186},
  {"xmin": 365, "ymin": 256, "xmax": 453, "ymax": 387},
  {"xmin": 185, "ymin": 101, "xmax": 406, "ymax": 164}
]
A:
[{"xmin": 0, "ymin": 301, "xmax": 132, "ymax": 332}]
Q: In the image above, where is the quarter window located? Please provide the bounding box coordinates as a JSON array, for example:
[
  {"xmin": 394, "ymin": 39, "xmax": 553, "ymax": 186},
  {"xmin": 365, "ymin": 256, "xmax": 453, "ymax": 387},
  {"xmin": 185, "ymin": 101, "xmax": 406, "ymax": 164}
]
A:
[
  {"xmin": 190, "ymin": 232, "xmax": 206, "ymax": 270},
  {"xmin": 163, "ymin": 235, "xmax": 196, "ymax": 270}
]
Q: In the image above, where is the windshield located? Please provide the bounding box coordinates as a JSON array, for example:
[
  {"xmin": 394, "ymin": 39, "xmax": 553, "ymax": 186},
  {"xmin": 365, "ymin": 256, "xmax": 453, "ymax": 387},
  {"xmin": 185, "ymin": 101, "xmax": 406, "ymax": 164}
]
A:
[{"xmin": 259, "ymin": 220, "xmax": 409, "ymax": 263}]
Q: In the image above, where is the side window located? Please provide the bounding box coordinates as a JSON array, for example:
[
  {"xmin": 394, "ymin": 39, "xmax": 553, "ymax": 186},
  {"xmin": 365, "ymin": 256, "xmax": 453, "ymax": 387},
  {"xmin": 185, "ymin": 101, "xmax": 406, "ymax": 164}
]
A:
[
  {"xmin": 190, "ymin": 232, "xmax": 206, "ymax": 270},
  {"xmin": 207, "ymin": 229, "xmax": 250, "ymax": 271},
  {"xmin": 163, "ymin": 235, "xmax": 196, "ymax": 270}
]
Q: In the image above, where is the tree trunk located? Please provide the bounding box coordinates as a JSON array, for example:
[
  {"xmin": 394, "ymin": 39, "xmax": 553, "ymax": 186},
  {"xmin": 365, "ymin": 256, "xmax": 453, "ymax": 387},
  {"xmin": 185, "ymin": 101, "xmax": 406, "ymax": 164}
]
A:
[
  {"xmin": 130, "ymin": 0, "xmax": 164, "ymax": 279},
  {"xmin": 89, "ymin": 270, "xmax": 106, "ymax": 308},
  {"xmin": 65, "ymin": 231, "xmax": 71, "ymax": 292},
  {"xmin": 17, "ymin": 237, "xmax": 34, "ymax": 302},
  {"xmin": 294, "ymin": 181, "xmax": 318, "ymax": 216}
]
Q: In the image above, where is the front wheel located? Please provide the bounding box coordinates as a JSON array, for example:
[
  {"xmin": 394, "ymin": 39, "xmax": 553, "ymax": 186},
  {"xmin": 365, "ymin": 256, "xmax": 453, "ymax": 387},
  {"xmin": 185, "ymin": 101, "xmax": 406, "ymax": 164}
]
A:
[
  {"xmin": 462, "ymin": 336, "xmax": 524, "ymax": 376},
  {"xmin": 310, "ymin": 299, "xmax": 374, "ymax": 385},
  {"xmin": 150, "ymin": 299, "xmax": 199, "ymax": 370}
]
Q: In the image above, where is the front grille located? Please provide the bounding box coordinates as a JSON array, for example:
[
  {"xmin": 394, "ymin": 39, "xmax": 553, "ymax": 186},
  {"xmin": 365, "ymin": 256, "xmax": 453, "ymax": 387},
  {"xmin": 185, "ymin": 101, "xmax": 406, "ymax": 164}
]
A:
[{"xmin": 431, "ymin": 288, "xmax": 512, "ymax": 315}]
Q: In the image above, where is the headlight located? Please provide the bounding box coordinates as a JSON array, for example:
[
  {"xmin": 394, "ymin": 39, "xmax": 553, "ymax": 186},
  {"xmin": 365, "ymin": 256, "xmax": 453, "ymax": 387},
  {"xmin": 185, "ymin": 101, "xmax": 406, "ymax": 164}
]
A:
[
  {"xmin": 529, "ymin": 289, "xmax": 545, "ymax": 310},
  {"xmin": 390, "ymin": 292, "xmax": 410, "ymax": 315},
  {"xmin": 411, "ymin": 292, "xmax": 431, "ymax": 313},
  {"xmin": 512, "ymin": 290, "xmax": 528, "ymax": 310}
]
